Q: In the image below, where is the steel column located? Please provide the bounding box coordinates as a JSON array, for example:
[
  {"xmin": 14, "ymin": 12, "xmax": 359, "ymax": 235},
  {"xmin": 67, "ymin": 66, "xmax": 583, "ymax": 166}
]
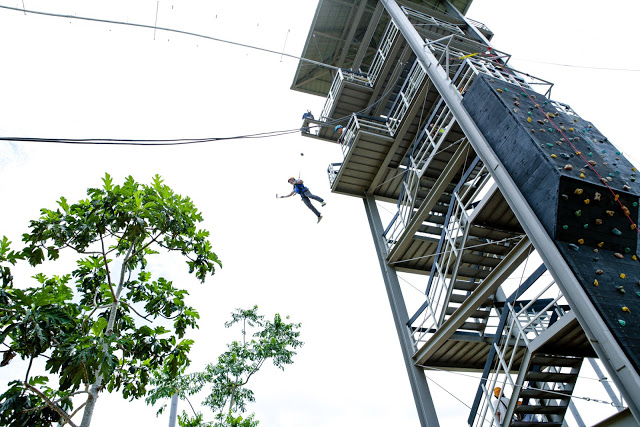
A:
[{"xmin": 364, "ymin": 194, "xmax": 440, "ymax": 427}]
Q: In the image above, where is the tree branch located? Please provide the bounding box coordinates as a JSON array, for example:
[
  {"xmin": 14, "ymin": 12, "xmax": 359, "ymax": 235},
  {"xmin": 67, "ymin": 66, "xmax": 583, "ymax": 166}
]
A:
[
  {"xmin": 23, "ymin": 382, "xmax": 78, "ymax": 427},
  {"xmin": 98, "ymin": 230, "xmax": 117, "ymax": 302}
]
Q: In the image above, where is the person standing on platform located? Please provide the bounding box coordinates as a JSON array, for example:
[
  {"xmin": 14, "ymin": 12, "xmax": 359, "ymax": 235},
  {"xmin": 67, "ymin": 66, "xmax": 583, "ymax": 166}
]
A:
[{"xmin": 278, "ymin": 177, "xmax": 326, "ymax": 223}]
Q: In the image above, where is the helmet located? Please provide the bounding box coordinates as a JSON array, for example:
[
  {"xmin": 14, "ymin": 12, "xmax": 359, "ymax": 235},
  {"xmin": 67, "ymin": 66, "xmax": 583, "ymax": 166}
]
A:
[
  {"xmin": 493, "ymin": 387, "xmax": 501, "ymax": 398},
  {"xmin": 334, "ymin": 125, "xmax": 344, "ymax": 132},
  {"xmin": 288, "ymin": 177, "xmax": 296, "ymax": 182}
]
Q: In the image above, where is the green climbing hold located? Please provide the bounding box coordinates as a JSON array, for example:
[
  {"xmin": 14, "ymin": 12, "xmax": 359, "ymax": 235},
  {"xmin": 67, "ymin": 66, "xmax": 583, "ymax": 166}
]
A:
[
  {"xmin": 588, "ymin": 152, "xmax": 593, "ymax": 157},
  {"xmin": 562, "ymin": 225, "xmax": 569, "ymax": 230},
  {"xmin": 617, "ymin": 286, "xmax": 626, "ymax": 294},
  {"xmin": 584, "ymin": 224, "xmax": 589, "ymax": 229},
  {"xmin": 637, "ymin": 292, "xmax": 640, "ymax": 297},
  {"xmin": 633, "ymin": 202, "xmax": 638, "ymax": 207},
  {"xmin": 612, "ymin": 228, "xmax": 622, "ymax": 236},
  {"xmin": 575, "ymin": 210, "xmax": 582, "ymax": 217},
  {"xmin": 619, "ymin": 319, "xmax": 626, "ymax": 327},
  {"xmin": 625, "ymin": 247, "xmax": 631, "ymax": 253},
  {"xmin": 546, "ymin": 143, "xmax": 553, "ymax": 148},
  {"xmin": 617, "ymin": 151, "xmax": 621, "ymax": 155}
]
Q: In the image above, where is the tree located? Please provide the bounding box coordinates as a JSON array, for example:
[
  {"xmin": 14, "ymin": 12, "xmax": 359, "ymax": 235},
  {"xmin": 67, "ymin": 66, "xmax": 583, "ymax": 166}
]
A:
[
  {"xmin": 147, "ymin": 306, "xmax": 303, "ymax": 427},
  {"xmin": 0, "ymin": 174, "xmax": 220, "ymax": 427}
]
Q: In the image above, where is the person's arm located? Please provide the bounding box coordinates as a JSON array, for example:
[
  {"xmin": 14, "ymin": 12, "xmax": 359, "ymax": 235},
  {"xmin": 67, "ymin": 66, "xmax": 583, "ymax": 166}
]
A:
[
  {"xmin": 279, "ymin": 191, "xmax": 295, "ymax": 198},
  {"xmin": 295, "ymin": 179, "xmax": 303, "ymax": 185}
]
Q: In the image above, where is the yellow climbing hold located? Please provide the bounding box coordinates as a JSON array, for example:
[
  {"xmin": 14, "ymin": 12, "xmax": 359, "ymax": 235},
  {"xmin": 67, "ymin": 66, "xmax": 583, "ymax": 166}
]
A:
[
  {"xmin": 593, "ymin": 279, "xmax": 599, "ymax": 286},
  {"xmin": 621, "ymin": 273, "xmax": 627, "ymax": 279},
  {"xmin": 574, "ymin": 188, "xmax": 583, "ymax": 195},
  {"xmin": 527, "ymin": 117, "xmax": 531, "ymax": 123},
  {"xmin": 622, "ymin": 306, "xmax": 631, "ymax": 313},
  {"xmin": 569, "ymin": 128, "xmax": 575, "ymax": 132},
  {"xmin": 633, "ymin": 255, "xmax": 638, "ymax": 261},
  {"xmin": 575, "ymin": 151, "xmax": 581, "ymax": 155},
  {"xmin": 595, "ymin": 218, "xmax": 603, "ymax": 225},
  {"xmin": 606, "ymin": 210, "xmax": 615, "ymax": 216},
  {"xmin": 599, "ymin": 242, "xmax": 605, "ymax": 248},
  {"xmin": 633, "ymin": 224, "xmax": 638, "ymax": 230},
  {"xmin": 615, "ymin": 194, "xmax": 620, "ymax": 201},
  {"xmin": 578, "ymin": 239, "xmax": 584, "ymax": 244},
  {"xmin": 496, "ymin": 88, "xmax": 503, "ymax": 93},
  {"xmin": 551, "ymin": 154, "xmax": 557, "ymax": 158},
  {"xmin": 584, "ymin": 199, "xmax": 590, "ymax": 205},
  {"xmin": 580, "ymin": 173, "xmax": 585, "ymax": 179}
]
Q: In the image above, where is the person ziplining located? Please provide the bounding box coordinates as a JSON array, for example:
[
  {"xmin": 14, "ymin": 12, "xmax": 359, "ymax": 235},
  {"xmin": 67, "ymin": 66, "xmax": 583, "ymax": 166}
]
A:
[{"xmin": 277, "ymin": 177, "xmax": 326, "ymax": 223}]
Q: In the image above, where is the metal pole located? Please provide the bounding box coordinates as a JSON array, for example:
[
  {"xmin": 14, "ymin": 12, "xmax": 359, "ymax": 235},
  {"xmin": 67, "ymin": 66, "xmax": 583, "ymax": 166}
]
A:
[
  {"xmin": 168, "ymin": 393, "xmax": 178, "ymax": 427},
  {"xmin": 363, "ymin": 194, "xmax": 440, "ymax": 427}
]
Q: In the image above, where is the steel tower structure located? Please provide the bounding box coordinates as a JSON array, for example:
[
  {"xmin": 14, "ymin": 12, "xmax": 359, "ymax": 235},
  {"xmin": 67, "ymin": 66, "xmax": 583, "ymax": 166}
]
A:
[{"xmin": 291, "ymin": 1, "xmax": 640, "ymax": 425}]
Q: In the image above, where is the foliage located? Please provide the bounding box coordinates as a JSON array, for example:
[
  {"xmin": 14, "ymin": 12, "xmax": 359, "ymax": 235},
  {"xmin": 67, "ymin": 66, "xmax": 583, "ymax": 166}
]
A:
[
  {"xmin": 147, "ymin": 306, "xmax": 302, "ymax": 427},
  {"xmin": 0, "ymin": 174, "xmax": 220, "ymax": 427}
]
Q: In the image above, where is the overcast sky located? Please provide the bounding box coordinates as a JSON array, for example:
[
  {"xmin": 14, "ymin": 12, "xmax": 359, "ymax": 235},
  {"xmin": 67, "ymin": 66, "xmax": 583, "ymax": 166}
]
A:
[{"xmin": 0, "ymin": 0, "xmax": 638, "ymax": 426}]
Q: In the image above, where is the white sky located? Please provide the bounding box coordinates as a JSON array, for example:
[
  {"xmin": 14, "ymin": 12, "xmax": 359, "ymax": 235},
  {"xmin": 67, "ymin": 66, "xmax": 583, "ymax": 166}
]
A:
[{"xmin": 0, "ymin": 0, "xmax": 638, "ymax": 426}]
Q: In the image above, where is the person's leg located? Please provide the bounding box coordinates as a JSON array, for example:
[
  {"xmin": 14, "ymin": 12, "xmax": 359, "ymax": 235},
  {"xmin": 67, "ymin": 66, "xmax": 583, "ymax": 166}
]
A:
[
  {"xmin": 301, "ymin": 197, "xmax": 321, "ymax": 217},
  {"xmin": 303, "ymin": 190, "xmax": 324, "ymax": 203}
]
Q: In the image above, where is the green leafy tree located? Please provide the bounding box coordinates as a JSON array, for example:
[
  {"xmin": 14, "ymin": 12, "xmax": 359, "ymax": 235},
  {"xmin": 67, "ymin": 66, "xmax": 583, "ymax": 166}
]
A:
[
  {"xmin": 147, "ymin": 306, "xmax": 302, "ymax": 427},
  {"xmin": 0, "ymin": 174, "xmax": 220, "ymax": 427}
]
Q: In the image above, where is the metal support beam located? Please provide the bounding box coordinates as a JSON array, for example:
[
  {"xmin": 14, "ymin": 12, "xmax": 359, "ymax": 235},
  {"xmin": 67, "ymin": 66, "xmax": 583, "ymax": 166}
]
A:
[
  {"xmin": 364, "ymin": 194, "xmax": 440, "ymax": 427},
  {"xmin": 380, "ymin": 0, "xmax": 640, "ymax": 421},
  {"xmin": 353, "ymin": 2, "xmax": 384, "ymax": 70}
]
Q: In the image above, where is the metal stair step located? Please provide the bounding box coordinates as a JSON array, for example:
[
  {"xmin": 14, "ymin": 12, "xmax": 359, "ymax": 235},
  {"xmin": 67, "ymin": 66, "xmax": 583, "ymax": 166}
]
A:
[
  {"xmin": 511, "ymin": 422, "xmax": 562, "ymax": 427},
  {"xmin": 524, "ymin": 372, "xmax": 578, "ymax": 383},
  {"xmin": 515, "ymin": 404, "xmax": 569, "ymax": 415},
  {"xmin": 519, "ymin": 389, "xmax": 571, "ymax": 400},
  {"xmin": 530, "ymin": 355, "xmax": 582, "ymax": 368}
]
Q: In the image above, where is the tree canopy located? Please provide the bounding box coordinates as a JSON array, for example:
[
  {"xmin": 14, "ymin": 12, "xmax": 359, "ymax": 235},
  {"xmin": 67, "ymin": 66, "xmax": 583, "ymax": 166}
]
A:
[
  {"xmin": 147, "ymin": 306, "xmax": 303, "ymax": 427},
  {"xmin": 0, "ymin": 173, "xmax": 220, "ymax": 427}
]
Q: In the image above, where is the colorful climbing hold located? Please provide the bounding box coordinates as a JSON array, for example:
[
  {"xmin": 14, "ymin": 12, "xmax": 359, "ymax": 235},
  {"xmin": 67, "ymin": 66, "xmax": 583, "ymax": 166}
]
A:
[
  {"xmin": 575, "ymin": 210, "xmax": 582, "ymax": 217},
  {"xmin": 618, "ymin": 319, "xmax": 626, "ymax": 327},
  {"xmin": 546, "ymin": 143, "xmax": 553, "ymax": 148},
  {"xmin": 606, "ymin": 210, "xmax": 615, "ymax": 217},
  {"xmin": 618, "ymin": 286, "xmax": 626, "ymax": 294},
  {"xmin": 612, "ymin": 228, "xmax": 622, "ymax": 236},
  {"xmin": 562, "ymin": 225, "xmax": 569, "ymax": 230},
  {"xmin": 568, "ymin": 243, "xmax": 579, "ymax": 251},
  {"xmin": 614, "ymin": 252, "xmax": 624, "ymax": 258},
  {"xmin": 625, "ymin": 247, "xmax": 631, "ymax": 254},
  {"xmin": 621, "ymin": 273, "xmax": 626, "ymax": 279},
  {"xmin": 574, "ymin": 188, "xmax": 583, "ymax": 195},
  {"xmin": 595, "ymin": 219, "xmax": 603, "ymax": 225},
  {"xmin": 578, "ymin": 239, "xmax": 584, "ymax": 245},
  {"xmin": 594, "ymin": 192, "xmax": 601, "ymax": 201},
  {"xmin": 496, "ymin": 88, "xmax": 503, "ymax": 93},
  {"xmin": 596, "ymin": 269, "xmax": 603, "ymax": 275},
  {"xmin": 580, "ymin": 173, "xmax": 585, "ymax": 179},
  {"xmin": 569, "ymin": 128, "xmax": 574, "ymax": 132},
  {"xmin": 551, "ymin": 154, "xmax": 557, "ymax": 159},
  {"xmin": 527, "ymin": 117, "xmax": 531, "ymax": 123},
  {"xmin": 565, "ymin": 165, "xmax": 573, "ymax": 171},
  {"xmin": 622, "ymin": 306, "xmax": 630, "ymax": 313},
  {"xmin": 561, "ymin": 194, "xmax": 569, "ymax": 200},
  {"xmin": 593, "ymin": 279, "xmax": 599, "ymax": 286},
  {"xmin": 598, "ymin": 242, "xmax": 605, "ymax": 248}
]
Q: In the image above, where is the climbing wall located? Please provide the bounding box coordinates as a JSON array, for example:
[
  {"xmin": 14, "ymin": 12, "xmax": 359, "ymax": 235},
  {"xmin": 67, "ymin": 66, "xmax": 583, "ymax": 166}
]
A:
[{"xmin": 462, "ymin": 74, "xmax": 640, "ymax": 373}]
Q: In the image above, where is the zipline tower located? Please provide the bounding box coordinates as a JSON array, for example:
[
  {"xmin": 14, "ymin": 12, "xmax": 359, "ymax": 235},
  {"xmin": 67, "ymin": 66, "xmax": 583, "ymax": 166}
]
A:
[{"xmin": 291, "ymin": 0, "xmax": 640, "ymax": 426}]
